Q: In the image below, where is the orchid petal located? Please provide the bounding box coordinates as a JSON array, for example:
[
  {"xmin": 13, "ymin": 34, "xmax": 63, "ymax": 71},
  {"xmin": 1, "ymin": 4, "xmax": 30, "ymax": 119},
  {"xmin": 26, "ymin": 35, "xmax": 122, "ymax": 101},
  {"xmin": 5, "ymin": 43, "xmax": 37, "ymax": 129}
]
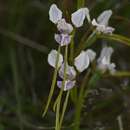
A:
[
  {"xmin": 97, "ymin": 10, "xmax": 112, "ymax": 26},
  {"xmin": 86, "ymin": 49, "xmax": 96, "ymax": 62},
  {"xmin": 92, "ymin": 19, "xmax": 99, "ymax": 26},
  {"xmin": 74, "ymin": 51, "xmax": 90, "ymax": 72},
  {"xmin": 71, "ymin": 8, "xmax": 89, "ymax": 27},
  {"xmin": 49, "ymin": 4, "xmax": 62, "ymax": 24},
  {"xmin": 97, "ymin": 46, "xmax": 116, "ymax": 73},
  {"xmin": 48, "ymin": 50, "xmax": 63, "ymax": 68}
]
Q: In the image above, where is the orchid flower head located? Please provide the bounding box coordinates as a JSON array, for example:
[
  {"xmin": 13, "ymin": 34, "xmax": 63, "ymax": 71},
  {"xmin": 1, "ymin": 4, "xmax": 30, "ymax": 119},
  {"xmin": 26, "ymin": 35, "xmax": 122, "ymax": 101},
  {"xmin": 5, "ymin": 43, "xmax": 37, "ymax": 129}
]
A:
[
  {"xmin": 57, "ymin": 80, "xmax": 76, "ymax": 91},
  {"xmin": 92, "ymin": 10, "xmax": 115, "ymax": 34},
  {"xmin": 59, "ymin": 63, "xmax": 76, "ymax": 80},
  {"xmin": 74, "ymin": 49, "xmax": 96, "ymax": 72},
  {"xmin": 48, "ymin": 49, "xmax": 63, "ymax": 68},
  {"xmin": 97, "ymin": 46, "xmax": 116, "ymax": 74},
  {"xmin": 71, "ymin": 8, "xmax": 90, "ymax": 28}
]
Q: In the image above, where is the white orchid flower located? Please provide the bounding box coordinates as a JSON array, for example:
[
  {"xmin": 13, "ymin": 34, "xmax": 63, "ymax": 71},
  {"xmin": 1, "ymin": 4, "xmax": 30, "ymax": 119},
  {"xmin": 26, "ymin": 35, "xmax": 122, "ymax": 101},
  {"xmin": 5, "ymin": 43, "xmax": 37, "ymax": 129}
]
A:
[
  {"xmin": 97, "ymin": 46, "xmax": 116, "ymax": 74},
  {"xmin": 92, "ymin": 10, "xmax": 115, "ymax": 34},
  {"xmin": 49, "ymin": 4, "xmax": 73, "ymax": 34},
  {"xmin": 57, "ymin": 80, "xmax": 76, "ymax": 91},
  {"xmin": 74, "ymin": 49, "xmax": 96, "ymax": 72},
  {"xmin": 71, "ymin": 8, "xmax": 90, "ymax": 28},
  {"xmin": 48, "ymin": 50, "xmax": 63, "ymax": 68},
  {"xmin": 54, "ymin": 33, "xmax": 71, "ymax": 46},
  {"xmin": 59, "ymin": 63, "xmax": 76, "ymax": 80}
]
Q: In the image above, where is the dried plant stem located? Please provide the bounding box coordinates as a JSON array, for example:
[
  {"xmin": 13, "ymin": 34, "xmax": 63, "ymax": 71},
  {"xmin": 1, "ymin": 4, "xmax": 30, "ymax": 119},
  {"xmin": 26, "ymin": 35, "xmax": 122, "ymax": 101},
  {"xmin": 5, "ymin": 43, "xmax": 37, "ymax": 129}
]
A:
[{"xmin": 117, "ymin": 115, "xmax": 124, "ymax": 130}]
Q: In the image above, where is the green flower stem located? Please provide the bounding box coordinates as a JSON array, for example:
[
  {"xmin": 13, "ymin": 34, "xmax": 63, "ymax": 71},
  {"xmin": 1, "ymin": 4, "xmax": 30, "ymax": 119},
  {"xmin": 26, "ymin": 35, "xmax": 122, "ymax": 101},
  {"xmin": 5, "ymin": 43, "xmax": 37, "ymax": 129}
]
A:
[
  {"xmin": 77, "ymin": 0, "xmax": 85, "ymax": 9},
  {"xmin": 97, "ymin": 33, "xmax": 130, "ymax": 46},
  {"xmin": 104, "ymin": 71, "xmax": 130, "ymax": 77},
  {"xmin": 74, "ymin": 70, "xmax": 91, "ymax": 130},
  {"xmin": 56, "ymin": 101, "xmax": 60, "ymax": 130},
  {"xmin": 53, "ymin": 46, "xmax": 68, "ymax": 111},
  {"xmin": 70, "ymin": 86, "xmax": 78, "ymax": 105},
  {"xmin": 69, "ymin": 30, "xmax": 75, "ymax": 64},
  {"xmin": 42, "ymin": 46, "xmax": 61, "ymax": 117},
  {"xmin": 59, "ymin": 91, "xmax": 70, "ymax": 128},
  {"xmin": 55, "ymin": 46, "xmax": 68, "ymax": 130}
]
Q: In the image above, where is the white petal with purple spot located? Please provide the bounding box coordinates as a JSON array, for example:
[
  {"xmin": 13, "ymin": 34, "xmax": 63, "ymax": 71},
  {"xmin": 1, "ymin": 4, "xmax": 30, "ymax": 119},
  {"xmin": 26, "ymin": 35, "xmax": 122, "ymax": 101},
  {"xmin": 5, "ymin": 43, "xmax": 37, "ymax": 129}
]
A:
[
  {"xmin": 55, "ymin": 34, "xmax": 71, "ymax": 46},
  {"xmin": 57, "ymin": 80, "xmax": 76, "ymax": 91},
  {"xmin": 57, "ymin": 19, "xmax": 73, "ymax": 34},
  {"xmin": 59, "ymin": 63, "xmax": 76, "ymax": 80}
]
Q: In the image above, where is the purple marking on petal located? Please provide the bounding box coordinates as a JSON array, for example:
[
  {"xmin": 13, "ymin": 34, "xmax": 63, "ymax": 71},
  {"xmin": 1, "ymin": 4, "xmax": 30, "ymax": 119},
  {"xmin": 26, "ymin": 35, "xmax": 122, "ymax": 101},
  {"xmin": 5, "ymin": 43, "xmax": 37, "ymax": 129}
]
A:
[
  {"xmin": 57, "ymin": 80, "xmax": 75, "ymax": 91},
  {"xmin": 57, "ymin": 19, "xmax": 73, "ymax": 34},
  {"xmin": 59, "ymin": 63, "xmax": 76, "ymax": 80},
  {"xmin": 55, "ymin": 34, "xmax": 71, "ymax": 46},
  {"xmin": 65, "ymin": 80, "xmax": 75, "ymax": 91}
]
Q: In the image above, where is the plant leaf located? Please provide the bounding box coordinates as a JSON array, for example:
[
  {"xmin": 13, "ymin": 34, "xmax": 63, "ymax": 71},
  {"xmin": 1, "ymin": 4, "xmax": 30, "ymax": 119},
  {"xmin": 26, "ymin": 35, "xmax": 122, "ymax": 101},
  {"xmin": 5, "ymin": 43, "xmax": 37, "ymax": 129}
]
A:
[{"xmin": 98, "ymin": 33, "xmax": 130, "ymax": 46}]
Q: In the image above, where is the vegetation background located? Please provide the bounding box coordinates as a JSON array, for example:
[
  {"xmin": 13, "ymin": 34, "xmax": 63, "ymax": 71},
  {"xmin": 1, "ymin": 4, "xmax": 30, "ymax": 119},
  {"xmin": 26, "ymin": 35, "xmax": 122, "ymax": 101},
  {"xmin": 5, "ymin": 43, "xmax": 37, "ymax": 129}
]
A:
[{"xmin": 0, "ymin": 0, "xmax": 130, "ymax": 130}]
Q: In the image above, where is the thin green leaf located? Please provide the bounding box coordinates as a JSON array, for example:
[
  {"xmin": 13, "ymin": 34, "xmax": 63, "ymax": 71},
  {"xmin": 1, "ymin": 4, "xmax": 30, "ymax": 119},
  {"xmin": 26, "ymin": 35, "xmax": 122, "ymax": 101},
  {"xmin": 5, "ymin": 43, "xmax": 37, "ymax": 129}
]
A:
[
  {"xmin": 105, "ymin": 71, "xmax": 130, "ymax": 77},
  {"xmin": 98, "ymin": 33, "xmax": 130, "ymax": 46}
]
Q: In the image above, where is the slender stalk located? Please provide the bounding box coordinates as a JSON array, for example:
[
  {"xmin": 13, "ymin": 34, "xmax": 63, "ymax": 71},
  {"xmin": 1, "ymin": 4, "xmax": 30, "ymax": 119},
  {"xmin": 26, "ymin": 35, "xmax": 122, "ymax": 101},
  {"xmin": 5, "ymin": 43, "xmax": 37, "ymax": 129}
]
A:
[
  {"xmin": 74, "ymin": 70, "xmax": 91, "ymax": 130},
  {"xmin": 55, "ymin": 46, "xmax": 68, "ymax": 130},
  {"xmin": 104, "ymin": 71, "xmax": 130, "ymax": 77},
  {"xmin": 98, "ymin": 33, "xmax": 130, "ymax": 46},
  {"xmin": 77, "ymin": 0, "xmax": 85, "ymax": 9},
  {"xmin": 53, "ymin": 46, "xmax": 68, "ymax": 111},
  {"xmin": 69, "ymin": 30, "xmax": 75, "ymax": 64},
  {"xmin": 59, "ymin": 91, "xmax": 70, "ymax": 127},
  {"xmin": 42, "ymin": 46, "xmax": 61, "ymax": 117}
]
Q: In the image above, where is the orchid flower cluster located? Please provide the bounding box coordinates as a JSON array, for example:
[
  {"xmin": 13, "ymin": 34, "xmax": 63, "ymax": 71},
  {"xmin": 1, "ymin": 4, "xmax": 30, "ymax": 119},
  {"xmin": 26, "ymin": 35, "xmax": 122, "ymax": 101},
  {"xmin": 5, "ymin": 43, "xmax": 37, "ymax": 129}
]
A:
[{"xmin": 47, "ymin": 4, "xmax": 116, "ymax": 91}]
